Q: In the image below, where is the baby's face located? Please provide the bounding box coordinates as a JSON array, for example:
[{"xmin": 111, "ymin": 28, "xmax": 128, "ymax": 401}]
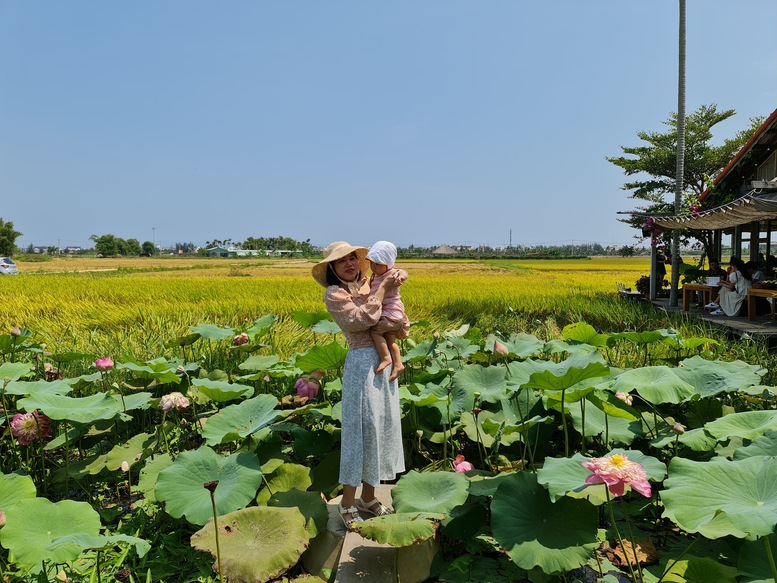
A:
[{"xmin": 370, "ymin": 261, "xmax": 389, "ymax": 276}]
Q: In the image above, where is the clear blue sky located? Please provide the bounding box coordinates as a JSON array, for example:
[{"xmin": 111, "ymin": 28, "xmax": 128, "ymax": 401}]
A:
[{"xmin": 2, "ymin": 1, "xmax": 775, "ymax": 250}]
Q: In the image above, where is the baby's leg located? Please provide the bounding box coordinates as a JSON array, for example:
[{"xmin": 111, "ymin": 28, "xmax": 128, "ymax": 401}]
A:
[
  {"xmin": 371, "ymin": 331, "xmax": 393, "ymax": 374},
  {"xmin": 386, "ymin": 333, "xmax": 405, "ymax": 381}
]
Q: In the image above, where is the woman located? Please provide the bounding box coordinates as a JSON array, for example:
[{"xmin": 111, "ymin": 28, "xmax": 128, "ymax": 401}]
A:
[
  {"xmin": 312, "ymin": 241, "xmax": 409, "ymax": 528},
  {"xmin": 706, "ymin": 257, "xmax": 751, "ymax": 316}
]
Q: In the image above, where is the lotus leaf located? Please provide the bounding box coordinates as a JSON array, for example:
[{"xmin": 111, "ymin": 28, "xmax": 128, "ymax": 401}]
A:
[
  {"xmin": 164, "ymin": 332, "xmax": 201, "ymax": 348},
  {"xmin": 0, "ymin": 498, "xmax": 101, "ymax": 573},
  {"xmin": 238, "ymin": 354, "xmax": 280, "ymax": 371},
  {"xmin": 703, "ymin": 410, "xmax": 777, "ymax": 441},
  {"xmin": 118, "ymin": 359, "xmax": 182, "ymax": 384},
  {"xmin": 293, "ymin": 429, "xmax": 333, "ymax": 458},
  {"xmin": 610, "ymin": 330, "xmax": 665, "ymax": 345},
  {"xmin": 672, "ymin": 356, "xmax": 765, "ymax": 398},
  {"xmin": 392, "ymin": 470, "xmax": 468, "ymax": 515},
  {"xmin": 737, "ymin": 533, "xmax": 777, "ymax": 582},
  {"xmin": 245, "ymin": 314, "xmax": 277, "ymax": 337},
  {"xmin": 491, "ymin": 472, "xmax": 598, "ymax": 574},
  {"xmin": 192, "ymin": 505, "xmax": 308, "ymax": 583},
  {"xmin": 486, "ymin": 332, "xmax": 545, "ymax": 357},
  {"xmin": 0, "ymin": 472, "xmax": 36, "ymax": 510},
  {"xmin": 309, "ymin": 450, "xmax": 340, "ymax": 495},
  {"xmin": 612, "ymin": 366, "xmax": 696, "ymax": 404},
  {"xmin": 662, "ymin": 456, "xmax": 777, "ymax": 540},
  {"xmin": 292, "ymin": 310, "xmax": 331, "ymax": 327},
  {"xmin": 46, "ymin": 533, "xmax": 150, "ymax": 559},
  {"xmin": 466, "ymin": 472, "xmax": 516, "ymax": 498},
  {"xmin": 190, "ymin": 323, "xmax": 235, "ymax": 341},
  {"xmin": 256, "ymin": 463, "xmax": 312, "ymax": 505},
  {"xmin": 566, "ymin": 399, "xmax": 643, "ymax": 445},
  {"xmin": 267, "ymin": 489, "xmax": 329, "ymax": 538},
  {"xmin": 104, "ymin": 432, "xmax": 156, "ymax": 471},
  {"xmin": 441, "ymin": 502, "xmax": 488, "ymax": 539},
  {"xmin": 481, "ymin": 414, "xmax": 551, "ymax": 441},
  {"xmin": 311, "ymin": 320, "xmax": 341, "ymax": 335},
  {"xmin": 137, "ymin": 453, "xmax": 173, "ymax": 503},
  {"xmin": 403, "ymin": 339, "xmax": 436, "ymax": 363},
  {"xmin": 109, "ymin": 391, "xmax": 153, "ymax": 412},
  {"xmin": 294, "ymin": 341, "xmax": 348, "ymax": 372},
  {"xmin": 543, "ymin": 339, "xmax": 598, "ymax": 356},
  {"xmin": 191, "ymin": 378, "xmax": 253, "ymax": 402},
  {"xmin": 650, "ymin": 427, "xmax": 718, "ymax": 452},
  {"xmin": 17, "ymin": 392, "xmax": 122, "ymax": 423},
  {"xmin": 351, "ymin": 512, "xmax": 445, "ymax": 546},
  {"xmin": 201, "ymin": 393, "xmax": 279, "ymax": 445},
  {"xmin": 3, "ymin": 378, "xmax": 74, "ymax": 397},
  {"xmin": 452, "ymin": 363, "xmax": 507, "ymax": 405},
  {"xmin": 734, "ymin": 430, "xmax": 777, "ymax": 460},
  {"xmin": 155, "ymin": 447, "xmax": 263, "ymax": 525},
  {"xmin": 0, "ymin": 361, "xmax": 33, "ymax": 382},
  {"xmin": 656, "ymin": 556, "xmax": 737, "ymax": 583},
  {"xmin": 562, "ymin": 322, "xmax": 611, "ymax": 348},
  {"xmin": 523, "ymin": 354, "xmax": 610, "ymax": 392}
]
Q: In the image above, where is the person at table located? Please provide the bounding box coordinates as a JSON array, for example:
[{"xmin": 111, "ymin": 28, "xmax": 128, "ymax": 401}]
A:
[
  {"xmin": 745, "ymin": 261, "xmax": 765, "ymax": 286},
  {"xmin": 697, "ymin": 258, "xmax": 727, "ymax": 306},
  {"xmin": 705, "ymin": 257, "xmax": 751, "ymax": 316}
]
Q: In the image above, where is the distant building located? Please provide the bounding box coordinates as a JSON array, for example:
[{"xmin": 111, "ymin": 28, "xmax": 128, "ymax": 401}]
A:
[{"xmin": 432, "ymin": 244, "xmax": 459, "ymax": 256}]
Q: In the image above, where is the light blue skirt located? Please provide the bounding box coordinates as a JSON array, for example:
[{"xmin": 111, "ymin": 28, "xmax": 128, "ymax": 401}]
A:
[{"xmin": 339, "ymin": 347, "xmax": 405, "ymax": 487}]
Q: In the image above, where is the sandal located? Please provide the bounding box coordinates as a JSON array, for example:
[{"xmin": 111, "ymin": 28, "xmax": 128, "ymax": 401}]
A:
[
  {"xmin": 338, "ymin": 502, "xmax": 364, "ymax": 528},
  {"xmin": 356, "ymin": 498, "xmax": 394, "ymax": 517}
]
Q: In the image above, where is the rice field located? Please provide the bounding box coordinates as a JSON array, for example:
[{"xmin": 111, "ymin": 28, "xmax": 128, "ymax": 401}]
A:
[{"xmin": 0, "ymin": 254, "xmax": 758, "ymax": 368}]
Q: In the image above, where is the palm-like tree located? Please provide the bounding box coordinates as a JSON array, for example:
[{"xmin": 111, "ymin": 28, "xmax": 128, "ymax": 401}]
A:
[{"xmin": 669, "ymin": 0, "xmax": 686, "ymax": 307}]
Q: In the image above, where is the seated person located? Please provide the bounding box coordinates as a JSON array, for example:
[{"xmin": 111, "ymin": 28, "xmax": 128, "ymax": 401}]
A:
[
  {"xmin": 697, "ymin": 258, "xmax": 727, "ymax": 305},
  {"xmin": 745, "ymin": 260, "xmax": 765, "ymax": 286},
  {"xmin": 705, "ymin": 257, "xmax": 751, "ymax": 316}
]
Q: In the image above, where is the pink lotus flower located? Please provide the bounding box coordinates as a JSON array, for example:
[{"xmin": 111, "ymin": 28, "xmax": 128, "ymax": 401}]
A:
[
  {"xmin": 294, "ymin": 376, "xmax": 320, "ymax": 399},
  {"xmin": 233, "ymin": 333, "xmax": 249, "ymax": 346},
  {"xmin": 10, "ymin": 326, "xmax": 20, "ymax": 337},
  {"xmin": 11, "ymin": 410, "xmax": 52, "ymax": 445},
  {"xmin": 615, "ymin": 392, "xmax": 633, "ymax": 406},
  {"xmin": 493, "ymin": 340, "xmax": 509, "ymax": 356},
  {"xmin": 121, "ymin": 461, "xmax": 130, "ymax": 473},
  {"xmin": 0, "ymin": 509, "xmax": 5, "ymax": 529},
  {"xmin": 582, "ymin": 454, "xmax": 651, "ymax": 498},
  {"xmin": 452, "ymin": 455, "xmax": 474, "ymax": 473},
  {"xmin": 673, "ymin": 423, "xmax": 685, "ymax": 435},
  {"xmin": 159, "ymin": 392, "xmax": 190, "ymax": 412},
  {"xmin": 94, "ymin": 357, "xmax": 114, "ymax": 371}
]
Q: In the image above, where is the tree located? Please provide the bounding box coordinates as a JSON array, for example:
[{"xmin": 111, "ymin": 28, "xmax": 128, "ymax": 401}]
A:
[
  {"xmin": 609, "ymin": 104, "xmax": 763, "ymax": 261},
  {"xmin": 90, "ymin": 234, "xmax": 119, "ymax": 257},
  {"xmin": 141, "ymin": 241, "xmax": 156, "ymax": 256},
  {"xmin": 0, "ymin": 219, "xmax": 22, "ymax": 256},
  {"xmin": 125, "ymin": 238, "xmax": 142, "ymax": 256}
]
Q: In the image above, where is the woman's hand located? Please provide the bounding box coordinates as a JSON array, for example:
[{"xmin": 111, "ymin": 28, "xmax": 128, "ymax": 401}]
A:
[{"xmin": 395, "ymin": 269, "xmax": 408, "ymax": 286}]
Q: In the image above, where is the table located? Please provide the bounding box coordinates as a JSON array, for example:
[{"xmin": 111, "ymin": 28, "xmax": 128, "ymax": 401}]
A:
[
  {"xmin": 682, "ymin": 283, "xmax": 718, "ymax": 311},
  {"xmin": 747, "ymin": 287, "xmax": 777, "ymax": 321}
]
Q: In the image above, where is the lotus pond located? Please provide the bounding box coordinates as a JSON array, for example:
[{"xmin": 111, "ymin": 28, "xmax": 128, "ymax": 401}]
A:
[{"xmin": 0, "ymin": 316, "xmax": 776, "ymax": 583}]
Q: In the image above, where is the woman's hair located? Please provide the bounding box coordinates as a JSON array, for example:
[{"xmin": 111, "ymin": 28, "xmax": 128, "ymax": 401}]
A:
[
  {"xmin": 731, "ymin": 257, "xmax": 750, "ymax": 279},
  {"xmin": 325, "ymin": 263, "xmax": 360, "ymax": 286}
]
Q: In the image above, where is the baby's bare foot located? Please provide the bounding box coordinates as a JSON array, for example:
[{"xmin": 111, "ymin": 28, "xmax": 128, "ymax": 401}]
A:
[
  {"xmin": 389, "ymin": 363, "xmax": 405, "ymax": 382},
  {"xmin": 375, "ymin": 359, "xmax": 392, "ymax": 374}
]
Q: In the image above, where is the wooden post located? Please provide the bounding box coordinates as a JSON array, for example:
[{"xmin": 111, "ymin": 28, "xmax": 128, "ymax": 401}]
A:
[{"xmin": 650, "ymin": 245, "xmax": 658, "ymax": 301}]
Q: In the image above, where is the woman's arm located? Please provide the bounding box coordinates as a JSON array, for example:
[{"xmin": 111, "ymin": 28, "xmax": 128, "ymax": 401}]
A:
[{"xmin": 325, "ymin": 286, "xmax": 383, "ymax": 332}]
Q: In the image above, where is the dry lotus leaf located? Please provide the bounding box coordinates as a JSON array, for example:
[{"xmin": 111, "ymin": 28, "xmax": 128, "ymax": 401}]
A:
[{"xmin": 603, "ymin": 537, "xmax": 658, "ymax": 567}]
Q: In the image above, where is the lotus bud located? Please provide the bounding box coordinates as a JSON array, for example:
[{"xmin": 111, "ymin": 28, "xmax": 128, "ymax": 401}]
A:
[
  {"xmin": 416, "ymin": 430, "xmax": 423, "ymax": 440},
  {"xmin": 263, "ymin": 375, "xmax": 270, "ymax": 382},
  {"xmin": 452, "ymin": 454, "xmax": 474, "ymax": 473},
  {"xmin": 94, "ymin": 356, "xmax": 114, "ymax": 371},
  {"xmin": 233, "ymin": 333, "xmax": 249, "ymax": 346},
  {"xmin": 309, "ymin": 370, "xmax": 324, "ymax": 381},
  {"xmin": 160, "ymin": 392, "xmax": 190, "ymax": 412},
  {"xmin": 493, "ymin": 340, "xmax": 509, "ymax": 356},
  {"xmin": 121, "ymin": 461, "xmax": 130, "ymax": 473},
  {"xmin": 615, "ymin": 392, "xmax": 633, "ymax": 406},
  {"xmin": 56, "ymin": 572, "xmax": 70, "ymax": 583},
  {"xmin": 433, "ymin": 331, "xmax": 441, "ymax": 339},
  {"xmin": 673, "ymin": 422, "xmax": 685, "ymax": 435},
  {"xmin": 10, "ymin": 326, "xmax": 20, "ymax": 337},
  {"xmin": 473, "ymin": 391, "xmax": 481, "ymax": 404},
  {"xmin": 203, "ymin": 480, "xmax": 219, "ymax": 493},
  {"xmin": 176, "ymin": 365, "xmax": 186, "ymax": 375},
  {"xmin": 0, "ymin": 509, "xmax": 5, "ymax": 529}
]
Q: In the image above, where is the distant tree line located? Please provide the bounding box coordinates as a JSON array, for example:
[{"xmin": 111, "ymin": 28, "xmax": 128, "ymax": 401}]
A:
[
  {"xmin": 203, "ymin": 236, "xmax": 314, "ymax": 256},
  {"xmin": 90, "ymin": 234, "xmax": 156, "ymax": 257},
  {"xmin": 397, "ymin": 242, "xmax": 625, "ymax": 259}
]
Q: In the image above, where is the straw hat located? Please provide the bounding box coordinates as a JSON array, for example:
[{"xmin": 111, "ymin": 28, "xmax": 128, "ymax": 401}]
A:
[{"xmin": 311, "ymin": 241, "xmax": 370, "ymax": 288}]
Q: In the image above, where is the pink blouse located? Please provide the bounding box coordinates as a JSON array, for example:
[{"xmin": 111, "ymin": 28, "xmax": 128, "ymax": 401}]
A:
[{"xmin": 324, "ymin": 284, "xmax": 383, "ymax": 349}]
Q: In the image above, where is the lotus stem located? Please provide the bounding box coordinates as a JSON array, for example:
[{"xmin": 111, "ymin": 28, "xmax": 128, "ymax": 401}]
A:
[
  {"xmin": 605, "ymin": 488, "xmax": 639, "ymax": 583},
  {"xmin": 764, "ymin": 535, "xmax": 777, "ymax": 583},
  {"xmin": 620, "ymin": 498, "xmax": 644, "ymax": 582},
  {"xmin": 204, "ymin": 481, "xmax": 225, "ymax": 583},
  {"xmin": 560, "ymin": 388, "xmax": 569, "ymax": 457},
  {"xmin": 655, "ymin": 535, "xmax": 699, "ymax": 583}
]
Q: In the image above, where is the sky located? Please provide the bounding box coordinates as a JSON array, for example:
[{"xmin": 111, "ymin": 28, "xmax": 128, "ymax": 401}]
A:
[{"xmin": 1, "ymin": 1, "xmax": 776, "ymax": 251}]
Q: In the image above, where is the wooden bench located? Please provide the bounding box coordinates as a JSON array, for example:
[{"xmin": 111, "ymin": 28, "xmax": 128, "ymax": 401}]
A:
[
  {"xmin": 747, "ymin": 287, "xmax": 777, "ymax": 321},
  {"xmin": 681, "ymin": 283, "xmax": 718, "ymax": 311}
]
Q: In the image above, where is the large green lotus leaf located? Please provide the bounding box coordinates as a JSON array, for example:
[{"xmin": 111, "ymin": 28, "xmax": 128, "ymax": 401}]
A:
[
  {"xmin": 136, "ymin": 453, "xmax": 174, "ymax": 503},
  {"xmin": 487, "ymin": 333, "xmax": 545, "ymax": 358},
  {"xmin": 505, "ymin": 359, "xmax": 550, "ymax": 391},
  {"xmin": 0, "ymin": 498, "xmax": 101, "ymax": 573},
  {"xmin": 267, "ymin": 489, "xmax": 328, "ymax": 538},
  {"xmin": 0, "ymin": 361, "xmax": 34, "ymax": 382},
  {"xmin": 399, "ymin": 385, "xmax": 445, "ymax": 407},
  {"xmin": 566, "ymin": 398, "xmax": 644, "ymax": 445},
  {"xmin": 538, "ymin": 450, "xmax": 665, "ymax": 503},
  {"xmin": 155, "ymin": 447, "xmax": 263, "ymax": 525},
  {"xmin": 294, "ymin": 341, "xmax": 348, "ymax": 372},
  {"xmin": 704, "ymin": 411, "xmax": 777, "ymax": 441},
  {"xmin": 311, "ymin": 320, "xmax": 341, "ymax": 335},
  {"xmin": 651, "ymin": 427, "xmax": 718, "ymax": 452},
  {"xmin": 104, "ymin": 432, "xmax": 156, "ymax": 471},
  {"xmin": 17, "ymin": 392, "xmax": 122, "ymax": 423},
  {"xmin": 734, "ymin": 430, "xmax": 777, "ymax": 460},
  {"xmin": 737, "ymin": 533, "xmax": 777, "ymax": 582},
  {"xmin": 491, "ymin": 472, "xmax": 598, "ymax": 574},
  {"xmin": 543, "ymin": 339, "xmax": 598, "ymax": 356},
  {"xmin": 662, "ymin": 456, "xmax": 777, "ymax": 540},
  {"xmin": 118, "ymin": 359, "xmax": 181, "ymax": 384},
  {"xmin": 309, "ymin": 450, "xmax": 340, "ymax": 496},
  {"xmin": 562, "ymin": 322, "xmax": 611, "ymax": 348},
  {"xmin": 109, "ymin": 391, "xmax": 153, "ymax": 412},
  {"xmin": 189, "ymin": 323, "xmax": 235, "ymax": 341},
  {"xmin": 0, "ymin": 472, "xmax": 37, "ymax": 510},
  {"xmin": 164, "ymin": 332, "xmax": 201, "ymax": 349},
  {"xmin": 293, "ymin": 429, "xmax": 333, "ymax": 458},
  {"xmin": 256, "ymin": 463, "xmax": 311, "ymax": 505},
  {"xmin": 392, "ymin": 470, "xmax": 469, "ymax": 515},
  {"xmin": 610, "ymin": 330, "xmax": 665, "ymax": 345},
  {"xmin": 466, "ymin": 472, "xmax": 516, "ymax": 498},
  {"xmin": 523, "ymin": 353, "xmax": 610, "ymax": 392},
  {"xmin": 462, "ymin": 411, "xmax": 497, "ymax": 448},
  {"xmin": 191, "ymin": 506, "xmax": 308, "ymax": 583},
  {"xmin": 238, "ymin": 354, "xmax": 280, "ymax": 372},
  {"xmin": 481, "ymin": 414, "xmax": 551, "ymax": 441},
  {"xmin": 292, "ymin": 310, "xmax": 331, "ymax": 327},
  {"xmin": 351, "ymin": 512, "xmax": 445, "ymax": 546},
  {"xmin": 657, "ymin": 556, "xmax": 738, "ymax": 583},
  {"xmin": 452, "ymin": 364, "xmax": 507, "ymax": 404},
  {"xmin": 191, "ymin": 378, "xmax": 253, "ymax": 402},
  {"xmin": 437, "ymin": 337, "xmax": 478, "ymax": 361},
  {"xmin": 612, "ymin": 366, "xmax": 696, "ymax": 404},
  {"xmin": 201, "ymin": 394, "xmax": 279, "ymax": 446},
  {"xmin": 674, "ymin": 355, "xmax": 765, "ymax": 398},
  {"xmin": 586, "ymin": 389, "xmax": 639, "ymax": 421},
  {"xmin": 245, "ymin": 314, "xmax": 277, "ymax": 338},
  {"xmin": 4, "ymin": 378, "xmax": 74, "ymax": 396},
  {"xmin": 46, "ymin": 533, "xmax": 150, "ymax": 559}
]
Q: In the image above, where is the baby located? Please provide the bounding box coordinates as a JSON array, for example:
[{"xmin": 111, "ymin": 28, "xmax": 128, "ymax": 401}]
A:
[{"xmin": 366, "ymin": 241, "xmax": 406, "ymax": 381}]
